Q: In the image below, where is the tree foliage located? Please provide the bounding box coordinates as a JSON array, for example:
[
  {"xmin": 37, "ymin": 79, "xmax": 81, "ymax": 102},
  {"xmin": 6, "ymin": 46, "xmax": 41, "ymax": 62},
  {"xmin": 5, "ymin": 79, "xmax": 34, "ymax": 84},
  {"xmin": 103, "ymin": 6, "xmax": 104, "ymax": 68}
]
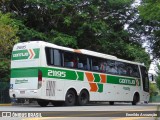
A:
[
  {"xmin": 156, "ymin": 64, "xmax": 160, "ymax": 91},
  {"xmin": 0, "ymin": 59, "xmax": 10, "ymax": 82},
  {"xmin": 149, "ymin": 82, "xmax": 158, "ymax": 96},
  {"xmin": 139, "ymin": 0, "xmax": 160, "ymax": 59},
  {"xmin": 0, "ymin": 12, "xmax": 19, "ymax": 81},
  {"xmin": 0, "ymin": 12, "xmax": 19, "ymax": 58},
  {"xmin": 0, "ymin": 0, "xmax": 151, "ymax": 68}
]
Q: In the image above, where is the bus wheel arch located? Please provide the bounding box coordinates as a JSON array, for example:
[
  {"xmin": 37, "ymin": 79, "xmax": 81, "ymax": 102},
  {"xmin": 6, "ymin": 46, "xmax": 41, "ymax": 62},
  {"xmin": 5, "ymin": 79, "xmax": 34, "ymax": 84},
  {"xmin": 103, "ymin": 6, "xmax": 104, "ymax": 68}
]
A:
[
  {"xmin": 64, "ymin": 88, "xmax": 77, "ymax": 106},
  {"xmin": 77, "ymin": 89, "xmax": 90, "ymax": 106},
  {"xmin": 132, "ymin": 92, "xmax": 140, "ymax": 105}
]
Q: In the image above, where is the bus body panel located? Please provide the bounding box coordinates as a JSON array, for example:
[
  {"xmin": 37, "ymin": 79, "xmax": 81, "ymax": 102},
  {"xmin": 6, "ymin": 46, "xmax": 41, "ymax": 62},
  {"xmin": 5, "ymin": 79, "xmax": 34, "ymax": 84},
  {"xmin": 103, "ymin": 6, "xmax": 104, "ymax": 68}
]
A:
[
  {"xmin": 9, "ymin": 41, "xmax": 150, "ymax": 104},
  {"xmin": 10, "ymin": 41, "xmax": 42, "ymax": 98}
]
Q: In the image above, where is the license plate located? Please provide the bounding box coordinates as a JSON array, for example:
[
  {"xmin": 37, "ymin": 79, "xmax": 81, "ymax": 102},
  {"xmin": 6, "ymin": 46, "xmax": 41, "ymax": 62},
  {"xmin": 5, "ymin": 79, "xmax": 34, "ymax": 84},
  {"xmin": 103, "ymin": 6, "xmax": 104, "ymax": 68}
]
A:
[{"xmin": 20, "ymin": 91, "xmax": 25, "ymax": 94}]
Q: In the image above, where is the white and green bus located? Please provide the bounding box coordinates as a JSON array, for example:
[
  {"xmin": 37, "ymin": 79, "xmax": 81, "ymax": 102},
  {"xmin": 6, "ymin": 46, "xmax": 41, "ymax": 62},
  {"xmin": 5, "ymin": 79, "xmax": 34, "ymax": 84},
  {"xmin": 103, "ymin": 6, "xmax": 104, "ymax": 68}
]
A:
[{"xmin": 9, "ymin": 41, "xmax": 150, "ymax": 106}]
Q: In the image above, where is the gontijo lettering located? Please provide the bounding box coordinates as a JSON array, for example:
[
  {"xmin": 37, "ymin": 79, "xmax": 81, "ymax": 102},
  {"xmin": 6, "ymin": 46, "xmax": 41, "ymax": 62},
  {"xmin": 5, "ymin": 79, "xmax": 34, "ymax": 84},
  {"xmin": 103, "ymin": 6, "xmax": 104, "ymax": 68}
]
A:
[
  {"xmin": 119, "ymin": 79, "xmax": 135, "ymax": 85},
  {"xmin": 11, "ymin": 48, "xmax": 40, "ymax": 60},
  {"xmin": 13, "ymin": 52, "xmax": 28, "ymax": 58}
]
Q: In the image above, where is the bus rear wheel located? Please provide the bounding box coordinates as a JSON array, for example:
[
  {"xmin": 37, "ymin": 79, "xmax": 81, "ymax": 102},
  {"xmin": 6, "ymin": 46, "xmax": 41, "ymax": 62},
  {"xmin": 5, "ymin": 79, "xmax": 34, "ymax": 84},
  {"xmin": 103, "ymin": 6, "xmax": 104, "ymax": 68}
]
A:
[
  {"xmin": 64, "ymin": 89, "xmax": 76, "ymax": 106},
  {"xmin": 78, "ymin": 90, "xmax": 89, "ymax": 106},
  {"xmin": 37, "ymin": 100, "xmax": 49, "ymax": 107}
]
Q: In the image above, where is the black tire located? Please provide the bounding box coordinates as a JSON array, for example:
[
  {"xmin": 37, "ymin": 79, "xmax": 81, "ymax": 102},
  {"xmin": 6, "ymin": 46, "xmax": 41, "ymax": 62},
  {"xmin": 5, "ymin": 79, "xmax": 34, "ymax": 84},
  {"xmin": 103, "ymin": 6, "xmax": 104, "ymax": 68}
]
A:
[
  {"xmin": 78, "ymin": 90, "xmax": 89, "ymax": 106},
  {"xmin": 37, "ymin": 100, "xmax": 49, "ymax": 107},
  {"xmin": 109, "ymin": 101, "xmax": 114, "ymax": 105},
  {"xmin": 64, "ymin": 89, "xmax": 76, "ymax": 106},
  {"xmin": 132, "ymin": 93, "xmax": 139, "ymax": 105},
  {"xmin": 51, "ymin": 101, "xmax": 64, "ymax": 106}
]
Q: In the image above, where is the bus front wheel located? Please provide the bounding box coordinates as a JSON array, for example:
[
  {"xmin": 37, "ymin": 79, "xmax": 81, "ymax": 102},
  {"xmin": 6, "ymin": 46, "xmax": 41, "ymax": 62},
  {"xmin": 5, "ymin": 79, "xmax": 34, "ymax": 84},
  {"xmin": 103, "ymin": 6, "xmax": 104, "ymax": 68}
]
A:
[
  {"xmin": 132, "ymin": 93, "xmax": 140, "ymax": 105},
  {"xmin": 37, "ymin": 100, "xmax": 49, "ymax": 107},
  {"xmin": 64, "ymin": 89, "xmax": 76, "ymax": 106}
]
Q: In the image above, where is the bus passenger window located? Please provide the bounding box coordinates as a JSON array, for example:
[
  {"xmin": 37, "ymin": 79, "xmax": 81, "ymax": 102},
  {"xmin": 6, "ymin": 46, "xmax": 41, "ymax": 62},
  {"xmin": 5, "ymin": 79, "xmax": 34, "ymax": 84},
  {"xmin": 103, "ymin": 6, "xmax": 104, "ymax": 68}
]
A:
[
  {"xmin": 116, "ymin": 62, "xmax": 127, "ymax": 75},
  {"xmin": 132, "ymin": 65, "xmax": 140, "ymax": 78},
  {"xmin": 91, "ymin": 57, "xmax": 106, "ymax": 73},
  {"xmin": 99, "ymin": 61, "xmax": 106, "ymax": 73},
  {"xmin": 126, "ymin": 64, "xmax": 140, "ymax": 78},
  {"xmin": 91, "ymin": 57, "xmax": 99, "ymax": 71},
  {"xmin": 45, "ymin": 47, "xmax": 54, "ymax": 66},
  {"xmin": 127, "ymin": 65, "xmax": 132, "ymax": 76},
  {"xmin": 77, "ymin": 54, "xmax": 88, "ymax": 70},
  {"xmin": 109, "ymin": 66, "xmax": 117, "ymax": 74},
  {"xmin": 64, "ymin": 52, "xmax": 76, "ymax": 68},
  {"xmin": 54, "ymin": 49, "xmax": 62, "ymax": 66},
  {"xmin": 106, "ymin": 60, "xmax": 117, "ymax": 74}
]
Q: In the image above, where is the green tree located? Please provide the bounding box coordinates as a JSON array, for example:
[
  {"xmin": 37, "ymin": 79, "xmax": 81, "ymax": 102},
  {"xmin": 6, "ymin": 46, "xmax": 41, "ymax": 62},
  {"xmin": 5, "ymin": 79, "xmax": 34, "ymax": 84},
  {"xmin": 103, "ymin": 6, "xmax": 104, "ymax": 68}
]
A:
[
  {"xmin": 139, "ymin": 0, "xmax": 160, "ymax": 59},
  {"xmin": 0, "ymin": 0, "xmax": 151, "ymax": 68},
  {"xmin": 0, "ymin": 12, "xmax": 19, "ymax": 58},
  {"xmin": 156, "ymin": 64, "xmax": 160, "ymax": 91},
  {"xmin": 149, "ymin": 82, "xmax": 158, "ymax": 97},
  {"xmin": 0, "ymin": 12, "xmax": 19, "ymax": 81}
]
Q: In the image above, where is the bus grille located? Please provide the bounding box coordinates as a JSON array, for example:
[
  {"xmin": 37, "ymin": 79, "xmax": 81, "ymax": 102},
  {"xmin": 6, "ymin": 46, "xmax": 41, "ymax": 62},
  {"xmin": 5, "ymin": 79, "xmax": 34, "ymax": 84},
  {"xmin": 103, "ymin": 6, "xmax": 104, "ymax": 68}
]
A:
[{"xmin": 46, "ymin": 81, "xmax": 55, "ymax": 96}]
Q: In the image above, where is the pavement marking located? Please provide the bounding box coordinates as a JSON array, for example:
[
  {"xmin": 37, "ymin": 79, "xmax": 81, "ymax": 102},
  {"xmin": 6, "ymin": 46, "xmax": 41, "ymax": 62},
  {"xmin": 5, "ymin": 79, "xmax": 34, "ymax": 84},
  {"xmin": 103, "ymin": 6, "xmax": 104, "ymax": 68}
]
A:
[
  {"xmin": 127, "ymin": 108, "xmax": 156, "ymax": 111},
  {"xmin": 0, "ymin": 104, "xmax": 12, "ymax": 106}
]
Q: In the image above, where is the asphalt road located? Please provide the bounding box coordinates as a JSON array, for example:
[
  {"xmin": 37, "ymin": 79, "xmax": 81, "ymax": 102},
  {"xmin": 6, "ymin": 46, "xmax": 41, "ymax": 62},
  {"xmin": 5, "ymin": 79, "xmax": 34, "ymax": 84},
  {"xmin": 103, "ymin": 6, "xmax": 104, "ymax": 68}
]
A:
[{"xmin": 0, "ymin": 102, "xmax": 160, "ymax": 120}]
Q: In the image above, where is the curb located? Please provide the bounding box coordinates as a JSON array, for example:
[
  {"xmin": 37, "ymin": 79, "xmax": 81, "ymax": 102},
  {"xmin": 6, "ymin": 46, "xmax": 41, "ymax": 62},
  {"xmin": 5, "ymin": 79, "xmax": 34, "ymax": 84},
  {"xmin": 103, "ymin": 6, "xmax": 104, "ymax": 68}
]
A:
[{"xmin": 0, "ymin": 103, "xmax": 12, "ymax": 106}]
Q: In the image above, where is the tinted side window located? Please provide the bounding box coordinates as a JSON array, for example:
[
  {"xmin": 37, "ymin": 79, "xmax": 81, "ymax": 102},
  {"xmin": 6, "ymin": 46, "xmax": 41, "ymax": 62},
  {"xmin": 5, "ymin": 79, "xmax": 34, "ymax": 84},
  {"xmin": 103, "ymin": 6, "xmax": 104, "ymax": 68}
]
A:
[
  {"xmin": 128, "ymin": 64, "xmax": 140, "ymax": 78},
  {"xmin": 45, "ymin": 47, "xmax": 54, "ymax": 65},
  {"xmin": 91, "ymin": 57, "xmax": 106, "ymax": 72},
  {"xmin": 116, "ymin": 61, "xmax": 127, "ymax": 76},
  {"xmin": 77, "ymin": 54, "xmax": 89, "ymax": 70},
  {"xmin": 106, "ymin": 60, "xmax": 117, "ymax": 74},
  {"xmin": 45, "ymin": 47, "xmax": 62, "ymax": 66},
  {"xmin": 63, "ymin": 51, "xmax": 76, "ymax": 68},
  {"xmin": 116, "ymin": 61, "xmax": 140, "ymax": 78},
  {"xmin": 54, "ymin": 49, "xmax": 62, "ymax": 66},
  {"xmin": 121, "ymin": 63, "xmax": 140, "ymax": 78},
  {"xmin": 91, "ymin": 57, "xmax": 100, "ymax": 71}
]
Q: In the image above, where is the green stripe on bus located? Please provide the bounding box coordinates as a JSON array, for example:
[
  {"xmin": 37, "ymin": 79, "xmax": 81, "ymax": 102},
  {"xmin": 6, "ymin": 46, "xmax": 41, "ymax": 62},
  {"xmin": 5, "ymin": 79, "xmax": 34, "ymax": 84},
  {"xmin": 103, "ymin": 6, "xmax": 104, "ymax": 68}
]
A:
[
  {"xmin": 77, "ymin": 72, "xmax": 84, "ymax": 81},
  {"xmin": 97, "ymin": 83, "xmax": 103, "ymax": 92},
  {"xmin": 107, "ymin": 75, "xmax": 140, "ymax": 86},
  {"xmin": 41, "ymin": 67, "xmax": 77, "ymax": 80},
  {"xmin": 11, "ymin": 67, "xmax": 140, "ymax": 86},
  {"xmin": 11, "ymin": 68, "xmax": 38, "ymax": 78},
  {"xmin": 33, "ymin": 49, "xmax": 40, "ymax": 58},
  {"xmin": 94, "ymin": 74, "xmax": 101, "ymax": 82},
  {"xmin": 11, "ymin": 67, "xmax": 84, "ymax": 81}
]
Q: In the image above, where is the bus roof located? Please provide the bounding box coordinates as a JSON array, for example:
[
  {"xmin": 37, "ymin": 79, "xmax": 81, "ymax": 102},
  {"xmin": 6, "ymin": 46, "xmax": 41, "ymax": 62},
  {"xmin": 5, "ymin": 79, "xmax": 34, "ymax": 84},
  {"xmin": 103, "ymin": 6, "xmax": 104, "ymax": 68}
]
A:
[
  {"xmin": 79, "ymin": 49, "xmax": 144, "ymax": 66},
  {"xmin": 16, "ymin": 41, "xmax": 144, "ymax": 66},
  {"xmin": 79, "ymin": 49, "xmax": 117, "ymax": 60}
]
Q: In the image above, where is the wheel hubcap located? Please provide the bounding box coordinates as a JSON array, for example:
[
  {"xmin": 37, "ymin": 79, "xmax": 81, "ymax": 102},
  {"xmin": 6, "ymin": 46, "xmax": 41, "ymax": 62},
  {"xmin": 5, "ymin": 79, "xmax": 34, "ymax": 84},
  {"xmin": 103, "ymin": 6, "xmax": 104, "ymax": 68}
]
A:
[{"xmin": 67, "ymin": 94, "xmax": 74, "ymax": 103}]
